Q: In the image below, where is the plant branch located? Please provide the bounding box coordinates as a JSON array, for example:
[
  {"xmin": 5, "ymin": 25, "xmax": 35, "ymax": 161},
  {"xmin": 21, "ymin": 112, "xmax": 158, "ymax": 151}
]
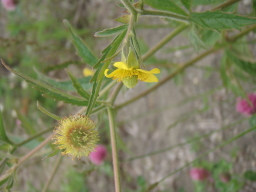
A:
[
  {"xmin": 211, "ymin": 0, "xmax": 241, "ymax": 11},
  {"xmin": 120, "ymin": 0, "xmax": 137, "ymax": 16},
  {"xmin": 138, "ymin": 9, "xmax": 190, "ymax": 23},
  {"xmin": 42, "ymin": 155, "xmax": 63, "ymax": 192},
  {"xmin": 107, "ymin": 107, "xmax": 121, "ymax": 192},
  {"xmin": 116, "ymin": 48, "xmax": 217, "ymax": 109},
  {"xmin": 142, "ymin": 24, "xmax": 188, "ymax": 61},
  {"xmin": 0, "ymin": 135, "xmax": 52, "ymax": 181},
  {"xmin": 16, "ymin": 127, "xmax": 53, "ymax": 148},
  {"xmin": 228, "ymin": 24, "xmax": 256, "ymax": 42},
  {"xmin": 109, "ymin": 82, "xmax": 123, "ymax": 104}
]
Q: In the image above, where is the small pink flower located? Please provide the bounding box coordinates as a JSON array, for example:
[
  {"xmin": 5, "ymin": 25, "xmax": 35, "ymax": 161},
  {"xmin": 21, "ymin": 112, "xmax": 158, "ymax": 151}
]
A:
[
  {"xmin": 236, "ymin": 93, "xmax": 256, "ymax": 116},
  {"xmin": 189, "ymin": 168, "xmax": 210, "ymax": 181},
  {"xmin": 1, "ymin": 0, "xmax": 16, "ymax": 11},
  {"xmin": 89, "ymin": 145, "xmax": 107, "ymax": 165}
]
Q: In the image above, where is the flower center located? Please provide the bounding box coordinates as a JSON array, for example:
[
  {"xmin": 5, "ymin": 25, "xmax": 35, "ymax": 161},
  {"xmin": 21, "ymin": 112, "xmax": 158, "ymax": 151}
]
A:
[{"xmin": 67, "ymin": 126, "xmax": 90, "ymax": 148}]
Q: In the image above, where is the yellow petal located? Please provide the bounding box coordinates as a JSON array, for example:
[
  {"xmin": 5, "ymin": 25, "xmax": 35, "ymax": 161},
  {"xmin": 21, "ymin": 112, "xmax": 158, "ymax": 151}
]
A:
[
  {"xmin": 138, "ymin": 72, "xmax": 158, "ymax": 82},
  {"xmin": 136, "ymin": 68, "xmax": 160, "ymax": 74},
  {"xmin": 104, "ymin": 69, "xmax": 120, "ymax": 78},
  {"xmin": 113, "ymin": 62, "xmax": 129, "ymax": 70}
]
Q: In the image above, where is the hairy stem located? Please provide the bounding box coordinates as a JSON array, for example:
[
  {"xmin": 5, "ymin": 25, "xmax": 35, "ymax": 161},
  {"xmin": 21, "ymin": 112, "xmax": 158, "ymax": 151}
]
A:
[
  {"xmin": 142, "ymin": 24, "xmax": 188, "ymax": 61},
  {"xmin": 228, "ymin": 24, "xmax": 256, "ymax": 42},
  {"xmin": 42, "ymin": 155, "xmax": 63, "ymax": 192},
  {"xmin": 109, "ymin": 82, "xmax": 123, "ymax": 104},
  {"xmin": 120, "ymin": 0, "xmax": 137, "ymax": 16},
  {"xmin": 107, "ymin": 108, "xmax": 122, "ymax": 192},
  {"xmin": 211, "ymin": 0, "xmax": 240, "ymax": 11}
]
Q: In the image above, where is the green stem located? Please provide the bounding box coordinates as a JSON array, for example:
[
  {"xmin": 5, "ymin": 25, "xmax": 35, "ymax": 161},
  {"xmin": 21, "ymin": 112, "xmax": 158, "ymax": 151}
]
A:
[
  {"xmin": 228, "ymin": 24, "xmax": 256, "ymax": 42},
  {"xmin": 211, "ymin": 0, "xmax": 240, "ymax": 11},
  {"xmin": 147, "ymin": 126, "xmax": 256, "ymax": 191},
  {"xmin": 42, "ymin": 155, "xmax": 63, "ymax": 192},
  {"xmin": 107, "ymin": 108, "xmax": 122, "ymax": 192},
  {"xmin": 139, "ymin": 9, "xmax": 190, "ymax": 23},
  {"xmin": 99, "ymin": 81, "xmax": 117, "ymax": 98},
  {"xmin": 124, "ymin": 118, "xmax": 247, "ymax": 162},
  {"xmin": 91, "ymin": 105, "xmax": 106, "ymax": 114},
  {"xmin": 120, "ymin": 0, "xmax": 137, "ymax": 16},
  {"xmin": 116, "ymin": 48, "xmax": 218, "ymax": 109},
  {"xmin": 109, "ymin": 83, "xmax": 123, "ymax": 104},
  {"xmin": 142, "ymin": 24, "xmax": 188, "ymax": 61},
  {"xmin": 16, "ymin": 127, "xmax": 53, "ymax": 148}
]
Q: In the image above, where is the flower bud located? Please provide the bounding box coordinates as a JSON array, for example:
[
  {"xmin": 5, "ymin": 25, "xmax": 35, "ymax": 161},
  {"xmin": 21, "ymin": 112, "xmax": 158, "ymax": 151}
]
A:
[
  {"xmin": 1, "ymin": 0, "xmax": 17, "ymax": 11},
  {"xmin": 89, "ymin": 145, "xmax": 107, "ymax": 165},
  {"xmin": 189, "ymin": 168, "xmax": 210, "ymax": 181},
  {"xmin": 236, "ymin": 93, "xmax": 256, "ymax": 116}
]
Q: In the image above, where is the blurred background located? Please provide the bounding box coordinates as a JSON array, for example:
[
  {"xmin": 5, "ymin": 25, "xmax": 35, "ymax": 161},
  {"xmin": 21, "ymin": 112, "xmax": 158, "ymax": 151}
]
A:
[{"xmin": 1, "ymin": 0, "xmax": 256, "ymax": 191}]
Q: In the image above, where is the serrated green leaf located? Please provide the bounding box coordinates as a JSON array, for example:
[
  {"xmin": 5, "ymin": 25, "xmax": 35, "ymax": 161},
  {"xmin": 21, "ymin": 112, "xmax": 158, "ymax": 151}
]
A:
[
  {"xmin": 91, "ymin": 30, "xmax": 127, "ymax": 83},
  {"xmin": 201, "ymin": 29, "xmax": 221, "ymax": 46},
  {"xmin": 93, "ymin": 46, "xmax": 111, "ymax": 69},
  {"xmin": 191, "ymin": 11, "xmax": 256, "ymax": 30},
  {"xmin": 89, "ymin": 66, "xmax": 101, "ymax": 84},
  {"xmin": 1, "ymin": 60, "xmax": 88, "ymax": 106},
  {"xmin": 35, "ymin": 68, "xmax": 92, "ymax": 92},
  {"xmin": 37, "ymin": 102, "xmax": 61, "ymax": 121},
  {"xmin": 181, "ymin": 0, "xmax": 191, "ymax": 11},
  {"xmin": 0, "ymin": 113, "xmax": 12, "ymax": 145},
  {"xmin": 63, "ymin": 20, "xmax": 98, "ymax": 66},
  {"xmin": 95, "ymin": 25, "xmax": 128, "ymax": 37},
  {"xmin": 220, "ymin": 53, "xmax": 245, "ymax": 97},
  {"xmin": 244, "ymin": 170, "xmax": 256, "ymax": 181},
  {"xmin": 86, "ymin": 31, "xmax": 127, "ymax": 115},
  {"xmin": 189, "ymin": 28, "xmax": 208, "ymax": 51},
  {"xmin": 115, "ymin": 15, "xmax": 130, "ymax": 24},
  {"xmin": 66, "ymin": 70, "xmax": 90, "ymax": 99},
  {"xmin": 96, "ymin": 30, "xmax": 127, "ymax": 82},
  {"xmin": 228, "ymin": 51, "xmax": 256, "ymax": 76},
  {"xmin": 144, "ymin": 0, "xmax": 188, "ymax": 16}
]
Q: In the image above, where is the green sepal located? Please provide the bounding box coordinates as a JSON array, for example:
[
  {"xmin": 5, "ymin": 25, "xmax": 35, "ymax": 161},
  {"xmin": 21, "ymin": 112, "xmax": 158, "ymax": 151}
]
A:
[
  {"xmin": 127, "ymin": 48, "xmax": 139, "ymax": 68},
  {"xmin": 122, "ymin": 76, "xmax": 138, "ymax": 88}
]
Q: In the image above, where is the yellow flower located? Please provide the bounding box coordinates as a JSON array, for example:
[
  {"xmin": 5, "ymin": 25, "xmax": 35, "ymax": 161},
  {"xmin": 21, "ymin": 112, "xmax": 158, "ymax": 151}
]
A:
[
  {"xmin": 52, "ymin": 114, "xmax": 99, "ymax": 159},
  {"xmin": 104, "ymin": 62, "xmax": 160, "ymax": 88},
  {"xmin": 83, "ymin": 68, "xmax": 94, "ymax": 77}
]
